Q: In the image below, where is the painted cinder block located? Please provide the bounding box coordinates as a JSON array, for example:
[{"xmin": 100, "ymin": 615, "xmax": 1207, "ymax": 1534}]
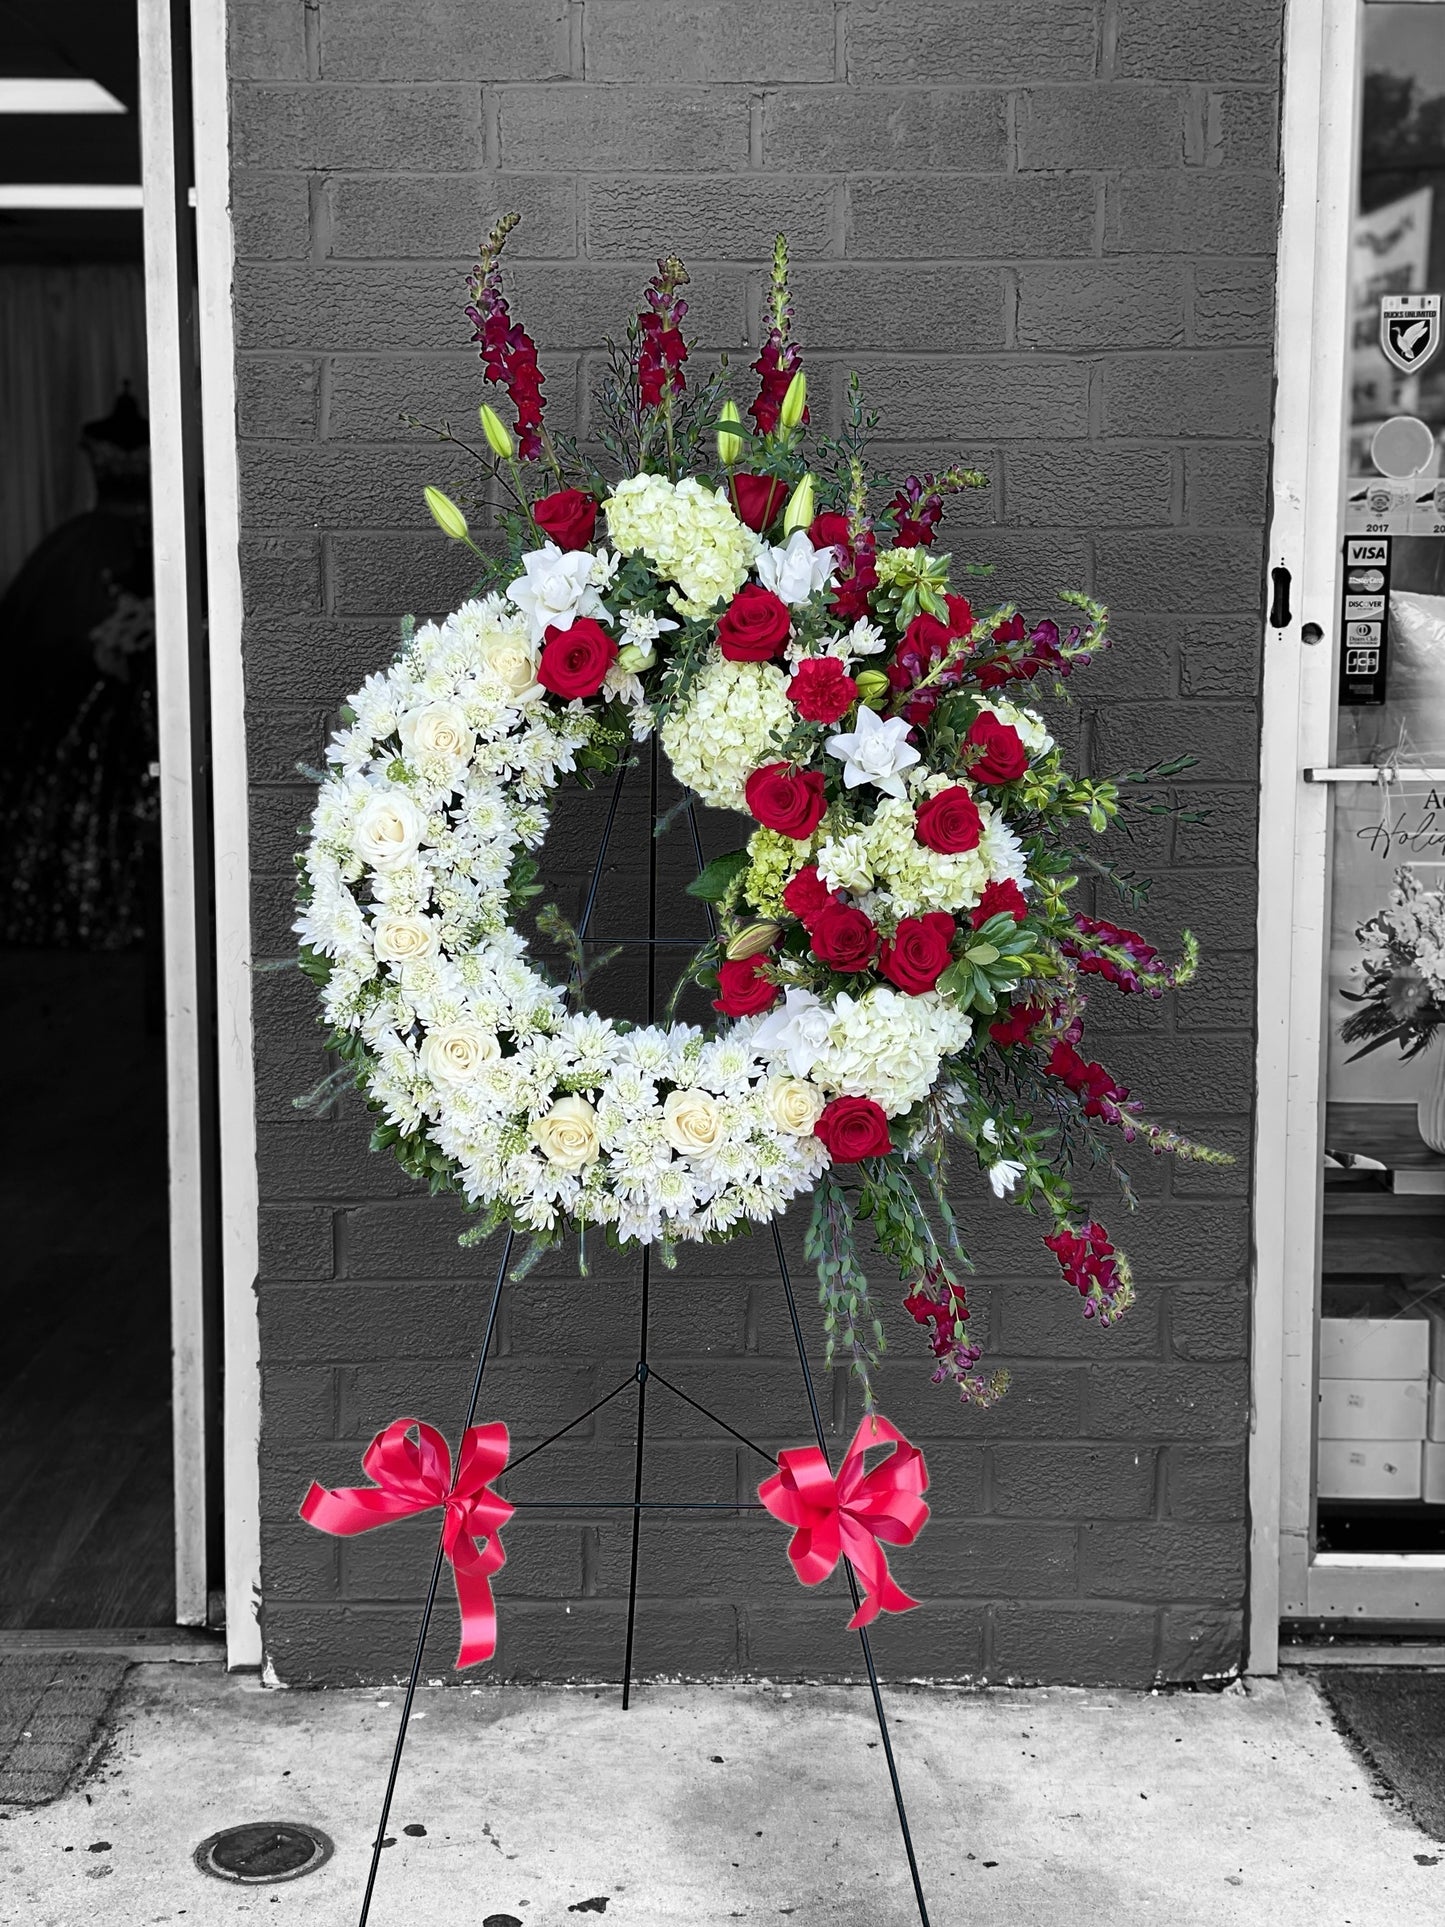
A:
[{"xmin": 231, "ymin": 0, "xmax": 1283, "ymax": 1686}]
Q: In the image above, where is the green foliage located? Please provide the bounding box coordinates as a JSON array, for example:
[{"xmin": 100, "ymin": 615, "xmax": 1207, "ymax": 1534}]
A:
[{"xmin": 686, "ymin": 849, "xmax": 751, "ymax": 903}]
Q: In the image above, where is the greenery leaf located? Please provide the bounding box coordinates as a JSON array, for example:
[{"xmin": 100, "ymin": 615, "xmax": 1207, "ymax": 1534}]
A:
[{"xmin": 686, "ymin": 849, "xmax": 750, "ymax": 902}]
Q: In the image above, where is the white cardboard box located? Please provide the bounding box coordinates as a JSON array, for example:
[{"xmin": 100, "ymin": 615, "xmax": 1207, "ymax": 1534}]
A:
[
  {"xmin": 1425, "ymin": 1441, "xmax": 1445, "ymax": 1505},
  {"xmin": 1319, "ymin": 1314, "xmax": 1429, "ymax": 1380},
  {"xmin": 1318, "ymin": 1438, "xmax": 1423, "ymax": 1501},
  {"xmin": 1318, "ymin": 1376, "xmax": 1429, "ymax": 1440},
  {"xmin": 1430, "ymin": 1379, "xmax": 1445, "ymax": 1444}
]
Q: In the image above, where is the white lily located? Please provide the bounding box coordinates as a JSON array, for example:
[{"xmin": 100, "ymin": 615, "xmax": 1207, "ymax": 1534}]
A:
[
  {"xmin": 824, "ymin": 704, "xmax": 921, "ymax": 799},
  {"xmin": 755, "ymin": 528, "xmax": 840, "ymax": 606},
  {"xmin": 507, "ymin": 543, "xmax": 612, "ymax": 646},
  {"xmin": 750, "ymin": 988, "xmax": 832, "ymax": 1078}
]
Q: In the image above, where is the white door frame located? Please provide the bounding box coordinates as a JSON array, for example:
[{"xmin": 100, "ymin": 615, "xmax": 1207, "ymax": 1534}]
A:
[
  {"xmin": 191, "ymin": 0, "xmax": 262, "ymax": 1672},
  {"xmin": 136, "ymin": 0, "xmax": 260, "ymax": 1665},
  {"xmin": 137, "ymin": 0, "xmax": 208, "ymax": 1631},
  {"xmin": 1249, "ymin": 0, "xmax": 1445, "ymax": 1671}
]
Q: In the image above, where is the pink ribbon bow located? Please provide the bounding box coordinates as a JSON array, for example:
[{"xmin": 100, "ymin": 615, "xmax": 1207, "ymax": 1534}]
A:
[
  {"xmin": 758, "ymin": 1414, "xmax": 930, "ymax": 1630},
  {"xmin": 300, "ymin": 1418, "xmax": 513, "ymax": 1669}
]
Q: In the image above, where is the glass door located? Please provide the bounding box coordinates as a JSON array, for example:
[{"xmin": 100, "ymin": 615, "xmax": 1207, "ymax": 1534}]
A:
[{"xmin": 1307, "ymin": 0, "xmax": 1445, "ymax": 1616}]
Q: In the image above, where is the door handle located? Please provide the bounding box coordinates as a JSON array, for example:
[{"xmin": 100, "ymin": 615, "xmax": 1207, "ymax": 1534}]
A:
[{"xmin": 1270, "ymin": 564, "xmax": 1292, "ymax": 628}]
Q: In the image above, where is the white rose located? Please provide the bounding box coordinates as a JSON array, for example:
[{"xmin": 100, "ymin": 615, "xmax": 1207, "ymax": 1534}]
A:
[
  {"xmin": 533, "ymin": 1093, "xmax": 600, "ymax": 1171},
  {"xmin": 419, "ymin": 1023, "xmax": 501, "ymax": 1087},
  {"xmin": 372, "ymin": 913, "xmax": 439, "ymax": 964},
  {"xmin": 354, "ymin": 790, "xmax": 428, "ymax": 873},
  {"xmin": 398, "ymin": 701, "xmax": 475, "ymax": 767},
  {"xmin": 662, "ymin": 1088, "xmax": 724, "ymax": 1158},
  {"xmin": 764, "ymin": 1077, "xmax": 825, "ymax": 1137},
  {"xmin": 478, "ymin": 630, "xmax": 542, "ymax": 699}
]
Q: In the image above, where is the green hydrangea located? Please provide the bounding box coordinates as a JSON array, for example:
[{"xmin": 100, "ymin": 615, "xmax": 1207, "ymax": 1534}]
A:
[{"xmin": 743, "ymin": 827, "xmax": 807, "ymax": 916}]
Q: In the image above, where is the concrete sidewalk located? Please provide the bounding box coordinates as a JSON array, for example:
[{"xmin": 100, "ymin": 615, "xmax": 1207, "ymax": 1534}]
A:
[{"xmin": 0, "ymin": 1665, "xmax": 1439, "ymax": 1926}]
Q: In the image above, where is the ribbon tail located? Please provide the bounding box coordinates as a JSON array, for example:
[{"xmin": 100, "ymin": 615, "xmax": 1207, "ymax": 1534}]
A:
[
  {"xmin": 449, "ymin": 1530, "xmax": 506, "ymax": 1670},
  {"xmin": 841, "ymin": 1524, "xmax": 921, "ymax": 1631},
  {"xmin": 300, "ymin": 1483, "xmax": 428, "ymax": 1537}
]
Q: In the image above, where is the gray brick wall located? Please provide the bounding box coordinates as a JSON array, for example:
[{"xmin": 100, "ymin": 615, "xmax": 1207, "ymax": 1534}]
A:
[{"xmin": 231, "ymin": 0, "xmax": 1280, "ymax": 1688}]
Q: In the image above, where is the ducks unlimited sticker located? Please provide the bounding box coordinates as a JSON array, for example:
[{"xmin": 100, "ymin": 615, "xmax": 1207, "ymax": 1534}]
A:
[
  {"xmin": 1380, "ymin": 294, "xmax": 1440, "ymax": 376},
  {"xmin": 1339, "ymin": 536, "xmax": 1391, "ymax": 706}
]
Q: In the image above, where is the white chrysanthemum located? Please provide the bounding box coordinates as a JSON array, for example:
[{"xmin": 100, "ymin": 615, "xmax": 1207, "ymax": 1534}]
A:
[
  {"xmin": 659, "ymin": 657, "xmax": 792, "ymax": 812},
  {"xmin": 604, "ymin": 474, "xmax": 758, "ymax": 616}
]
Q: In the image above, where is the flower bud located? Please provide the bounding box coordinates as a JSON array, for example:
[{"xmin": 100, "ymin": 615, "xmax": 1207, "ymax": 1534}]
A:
[
  {"xmin": 779, "ymin": 371, "xmax": 807, "ymax": 430},
  {"xmin": 616, "ymin": 641, "xmax": 656, "ymax": 674},
  {"xmin": 423, "ymin": 487, "xmax": 469, "ymax": 542},
  {"xmin": 716, "ymin": 399, "xmax": 744, "ymax": 468},
  {"xmin": 782, "ymin": 473, "xmax": 815, "ymax": 534},
  {"xmin": 478, "ymin": 402, "xmax": 515, "ymax": 459},
  {"xmin": 854, "ymin": 669, "xmax": 891, "ymax": 710},
  {"xmin": 725, "ymin": 920, "xmax": 781, "ymax": 961}
]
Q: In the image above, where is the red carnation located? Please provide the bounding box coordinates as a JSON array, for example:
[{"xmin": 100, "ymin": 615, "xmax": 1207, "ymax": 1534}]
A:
[
  {"xmin": 879, "ymin": 912, "xmax": 955, "ymax": 995},
  {"xmin": 782, "ymin": 863, "xmax": 831, "ymax": 926},
  {"xmin": 914, "ymin": 786, "xmax": 982, "ymax": 855},
  {"xmin": 809, "ymin": 511, "xmax": 851, "ymax": 552},
  {"xmin": 537, "ymin": 616, "xmax": 617, "ymax": 700},
  {"xmin": 531, "ymin": 488, "xmax": 597, "ymax": 552},
  {"xmin": 744, "ymin": 763, "xmax": 827, "ymax": 840},
  {"xmin": 712, "ymin": 954, "xmax": 781, "ymax": 1018},
  {"xmin": 788, "ymin": 657, "xmax": 858, "ymax": 725},
  {"xmin": 970, "ymin": 878, "xmax": 1028, "ymax": 930},
  {"xmin": 730, "ymin": 473, "xmax": 788, "ymax": 533},
  {"xmin": 717, "ymin": 584, "xmax": 792, "ymax": 662},
  {"xmin": 967, "ymin": 712, "xmax": 1028, "ymax": 785},
  {"xmin": 809, "ymin": 900, "xmax": 878, "ymax": 973},
  {"xmin": 815, "ymin": 1095, "xmax": 892, "ymax": 1163}
]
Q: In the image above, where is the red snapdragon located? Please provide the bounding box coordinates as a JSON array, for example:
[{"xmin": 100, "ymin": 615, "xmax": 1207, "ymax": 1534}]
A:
[
  {"xmin": 636, "ymin": 255, "xmax": 689, "ymax": 409},
  {"xmin": 465, "ymin": 213, "xmax": 547, "ymax": 461}
]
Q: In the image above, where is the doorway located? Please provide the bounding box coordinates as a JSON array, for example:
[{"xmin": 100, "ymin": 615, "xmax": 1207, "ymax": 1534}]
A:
[
  {"xmin": 0, "ymin": 0, "xmax": 223, "ymax": 1635},
  {"xmin": 1255, "ymin": 0, "xmax": 1445, "ymax": 1654}
]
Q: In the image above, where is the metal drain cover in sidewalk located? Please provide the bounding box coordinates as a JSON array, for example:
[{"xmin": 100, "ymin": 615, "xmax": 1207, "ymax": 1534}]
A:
[{"xmin": 194, "ymin": 1821, "xmax": 333, "ymax": 1883}]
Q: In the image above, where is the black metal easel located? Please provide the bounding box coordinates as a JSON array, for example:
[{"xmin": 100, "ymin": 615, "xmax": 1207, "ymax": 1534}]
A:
[{"xmin": 353, "ymin": 743, "xmax": 932, "ymax": 1927}]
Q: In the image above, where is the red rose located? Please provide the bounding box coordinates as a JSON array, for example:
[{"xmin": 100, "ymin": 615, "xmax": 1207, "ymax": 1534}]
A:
[
  {"xmin": 809, "ymin": 899, "xmax": 878, "ymax": 973},
  {"xmin": 879, "ymin": 912, "xmax": 956, "ymax": 995},
  {"xmin": 717, "ymin": 584, "xmax": 792, "ymax": 662},
  {"xmin": 531, "ymin": 488, "xmax": 597, "ymax": 551},
  {"xmin": 815, "ymin": 1095, "xmax": 892, "ymax": 1163},
  {"xmin": 730, "ymin": 473, "xmax": 788, "ymax": 533},
  {"xmin": 809, "ymin": 511, "xmax": 852, "ymax": 553},
  {"xmin": 782, "ymin": 863, "xmax": 832, "ymax": 926},
  {"xmin": 914, "ymin": 786, "xmax": 982, "ymax": 854},
  {"xmin": 712, "ymin": 955, "xmax": 781, "ymax": 1017},
  {"xmin": 744, "ymin": 763, "xmax": 828, "ymax": 840},
  {"xmin": 967, "ymin": 712, "xmax": 1028, "ymax": 785},
  {"xmin": 538, "ymin": 616, "xmax": 618, "ymax": 699},
  {"xmin": 970, "ymin": 878, "xmax": 1028, "ymax": 930},
  {"xmin": 787, "ymin": 656, "xmax": 858, "ymax": 725}
]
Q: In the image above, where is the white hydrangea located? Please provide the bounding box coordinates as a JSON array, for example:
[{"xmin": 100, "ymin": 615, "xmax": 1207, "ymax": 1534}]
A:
[
  {"xmin": 659, "ymin": 657, "xmax": 792, "ymax": 812},
  {"xmin": 604, "ymin": 474, "xmax": 758, "ymax": 616},
  {"xmin": 813, "ymin": 988, "xmax": 974, "ymax": 1117}
]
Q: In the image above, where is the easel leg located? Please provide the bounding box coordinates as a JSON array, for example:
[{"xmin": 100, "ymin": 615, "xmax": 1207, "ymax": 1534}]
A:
[
  {"xmin": 771, "ymin": 1224, "xmax": 933, "ymax": 1927},
  {"xmin": 620, "ymin": 1247, "xmax": 651, "ymax": 1710},
  {"xmin": 355, "ymin": 1229, "xmax": 513, "ymax": 1927}
]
